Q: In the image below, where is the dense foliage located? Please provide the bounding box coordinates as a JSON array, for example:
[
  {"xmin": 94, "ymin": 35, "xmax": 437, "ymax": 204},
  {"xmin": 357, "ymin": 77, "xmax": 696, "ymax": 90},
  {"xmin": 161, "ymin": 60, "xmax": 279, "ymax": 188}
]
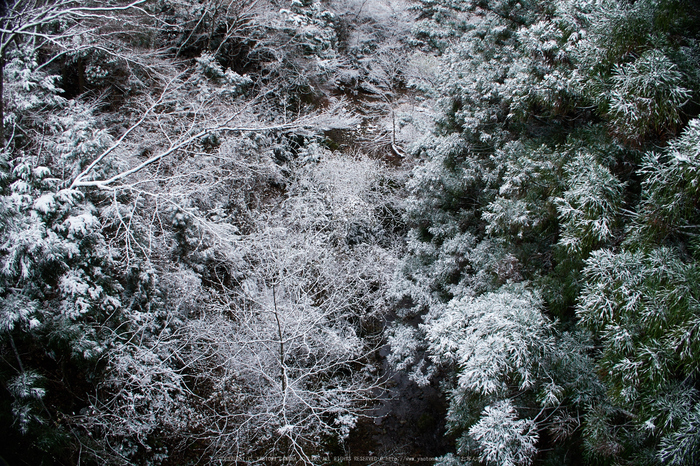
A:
[
  {"xmin": 2, "ymin": 0, "xmax": 700, "ymax": 465},
  {"xmin": 0, "ymin": 0, "xmax": 409, "ymax": 464},
  {"xmin": 390, "ymin": 0, "xmax": 700, "ymax": 465}
]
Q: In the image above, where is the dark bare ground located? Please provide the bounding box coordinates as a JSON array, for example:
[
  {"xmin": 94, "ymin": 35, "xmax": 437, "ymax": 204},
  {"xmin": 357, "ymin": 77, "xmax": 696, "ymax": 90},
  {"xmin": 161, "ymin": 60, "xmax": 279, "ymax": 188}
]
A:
[{"xmin": 343, "ymin": 345, "xmax": 453, "ymax": 466}]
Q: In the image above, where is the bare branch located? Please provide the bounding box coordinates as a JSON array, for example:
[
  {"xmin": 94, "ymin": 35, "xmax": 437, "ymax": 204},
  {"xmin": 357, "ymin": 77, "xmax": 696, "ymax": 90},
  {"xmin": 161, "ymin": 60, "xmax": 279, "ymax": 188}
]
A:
[{"xmin": 72, "ymin": 100, "xmax": 358, "ymax": 190}]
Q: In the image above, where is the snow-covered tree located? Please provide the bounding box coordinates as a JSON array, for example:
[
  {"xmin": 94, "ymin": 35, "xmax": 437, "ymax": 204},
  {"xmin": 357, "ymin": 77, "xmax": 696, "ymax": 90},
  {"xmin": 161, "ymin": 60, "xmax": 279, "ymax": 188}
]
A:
[
  {"xmin": 555, "ymin": 152, "xmax": 624, "ymax": 257},
  {"xmin": 389, "ymin": 0, "xmax": 700, "ymax": 464},
  {"xmin": 574, "ymin": 120, "xmax": 700, "ymax": 463},
  {"xmin": 424, "ymin": 283, "xmax": 555, "ymax": 397},
  {"xmin": 468, "ymin": 400, "xmax": 539, "ymax": 466}
]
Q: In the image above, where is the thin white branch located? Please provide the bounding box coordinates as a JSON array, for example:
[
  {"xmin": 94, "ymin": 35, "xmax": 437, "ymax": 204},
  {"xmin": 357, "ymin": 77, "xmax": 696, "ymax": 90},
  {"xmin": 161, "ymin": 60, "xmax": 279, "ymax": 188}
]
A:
[
  {"xmin": 72, "ymin": 113, "xmax": 344, "ymax": 189},
  {"xmin": 69, "ymin": 77, "xmax": 179, "ymax": 189}
]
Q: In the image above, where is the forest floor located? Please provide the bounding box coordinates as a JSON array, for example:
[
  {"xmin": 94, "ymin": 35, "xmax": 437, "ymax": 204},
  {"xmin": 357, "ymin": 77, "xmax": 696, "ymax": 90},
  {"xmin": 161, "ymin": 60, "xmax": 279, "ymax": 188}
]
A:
[{"xmin": 345, "ymin": 343, "xmax": 453, "ymax": 465}]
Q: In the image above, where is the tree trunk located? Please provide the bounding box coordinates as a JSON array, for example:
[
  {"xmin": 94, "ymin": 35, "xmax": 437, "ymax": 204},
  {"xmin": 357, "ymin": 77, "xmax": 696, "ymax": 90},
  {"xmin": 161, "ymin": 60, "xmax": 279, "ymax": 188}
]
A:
[
  {"xmin": 78, "ymin": 56, "xmax": 85, "ymax": 95},
  {"xmin": 1, "ymin": 49, "xmax": 4, "ymax": 147},
  {"xmin": 272, "ymin": 285, "xmax": 286, "ymax": 392}
]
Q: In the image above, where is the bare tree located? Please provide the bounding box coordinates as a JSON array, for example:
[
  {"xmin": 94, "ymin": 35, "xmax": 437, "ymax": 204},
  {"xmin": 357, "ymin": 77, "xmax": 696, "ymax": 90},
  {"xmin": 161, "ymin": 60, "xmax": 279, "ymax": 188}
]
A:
[{"xmin": 179, "ymin": 209, "xmax": 389, "ymax": 462}]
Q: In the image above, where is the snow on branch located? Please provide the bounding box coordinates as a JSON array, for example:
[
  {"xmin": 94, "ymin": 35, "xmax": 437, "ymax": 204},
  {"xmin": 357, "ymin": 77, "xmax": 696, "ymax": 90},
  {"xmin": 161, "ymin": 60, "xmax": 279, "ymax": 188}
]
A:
[{"xmin": 70, "ymin": 98, "xmax": 358, "ymax": 190}]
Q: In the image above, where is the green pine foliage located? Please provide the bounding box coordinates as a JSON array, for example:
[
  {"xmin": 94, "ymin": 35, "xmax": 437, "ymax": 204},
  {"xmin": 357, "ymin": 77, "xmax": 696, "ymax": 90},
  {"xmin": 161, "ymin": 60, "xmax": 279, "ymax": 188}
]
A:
[{"xmin": 389, "ymin": 0, "xmax": 700, "ymax": 464}]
